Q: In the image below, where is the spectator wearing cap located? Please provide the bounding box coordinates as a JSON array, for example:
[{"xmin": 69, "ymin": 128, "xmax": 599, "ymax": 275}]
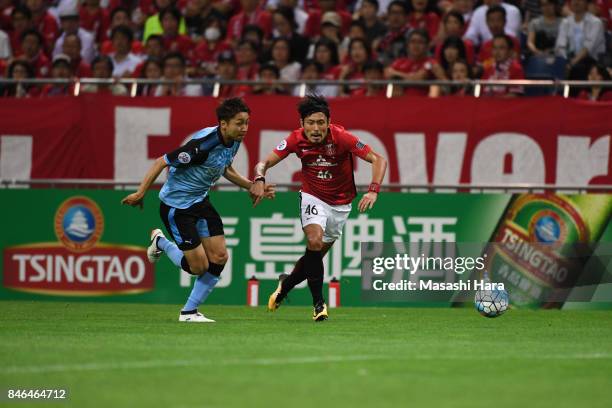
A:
[
  {"xmin": 272, "ymin": 6, "xmax": 309, "ymax": 63},
  {"xmin": 304, "ymin": 0, "xmax": 351, "ymax": 38},
  {"xmin": 17, "ymin": 28, "xmax": 51, "ymax": 77},
  {"xmin": 434, "ymin": 11, "xmax": 474, "ymax": 64},
  {"xmin": 355, "ymin": 0, "xmax": 387, "ymax": 50},
  {"xmin": 252, "ymin": 63, "xmax": 287, "ymax": 95},
  {"xmin": 61, "ymin": 33, "xmax": 92, "ymax": 77},
  {"xmin": 143, "ymin": 0, "xmax": 188, "ymax": 41},
  {"xmin": 82, "ymin": 55, "xmax": 128, "ymax": 95},
  {"xmin": 25, "ymin": 0, "xmax": 58, "ymax": 53},
  {"xmin": 155, "ymin": 51, "xmax": 202, "ymax": 96},
  {"xmin": 318, "ymin": 11, "xmax": 343, "ymax": 45},
  {"xmin": 555, "ymin": 0, "xmax": 605, "ymax": 80},
  {"xmin": 160, "ymin": 7, "xmax": 195, "ymax": 62},
  {"xmin": 385, "ymin": 29, "xmax": 446, "ymax": 96},
  {"xmin": 463, "ymin": 0, "xmax": 521, "ymax": 47},
  {"xmin": 110, "ymin": 25, "xmax": 143, "ymax": 77},
  {"xmin": 227, "ymin": 0, "xmax": 272, "ymax": 46},
  {"xmin": 377, "ymin": 1, "xmax": 411, "ymax": 65},
  {"xmin": 406, "ymin": 0, "xmax": 440, "ymax": 43},
  {"xmin": 41, "ymin": 54, "xmax": 75, "ymax": 96},
  {"xmin": 79, "ymin": 0, "xmax": 109, "ymax": 43},
  {"xmin": 100, "ymin": 8, "xmax": 144, "ymax": 55},
  {"xmin": 53, "ymin": 1, "xmax": 95, "ymax": 64},
  {"xmin": 193, "ymin": 18, "xmax": 230, "ymax": 77},
  {"xmin": 352, "ymin": 60, "xmax": 386, "ymax": 96},
  {"xmin": 8, "ymin": 6, "xmax": 33, "ymax": 57},
  {"xmin": 136, "ymin": 58, "xmax": 162, "ymax": 96},
  {"xmin": 1, "ymin": 59, "xmax": 40, "ymax": 97},
  {"xmin": 481, "ymin": 34, "xmax": 525, "ymax": 97},
  {"xmin": 477, "ymin": 6, "xmax": 521, "ymax": 65}
]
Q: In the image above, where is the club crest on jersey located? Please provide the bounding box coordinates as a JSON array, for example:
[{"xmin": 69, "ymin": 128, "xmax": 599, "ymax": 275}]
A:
[
  {"xmin": 356, "ymin": 140, "xmax": 366, "ymax": 150},
  {"xmin": 276, "ymin": 140, "xmax": 287, "ymax": 151},
  {"xmin": 54, "ymin": 196, "xmax": 104, "ymax": 252},
  {"xmin": 325, "ymin": 144, "xmax": 336, "ymax": 156},
  {"xmin": 178, "ymin": 152, "xmax": 191, "ymax": 164}
]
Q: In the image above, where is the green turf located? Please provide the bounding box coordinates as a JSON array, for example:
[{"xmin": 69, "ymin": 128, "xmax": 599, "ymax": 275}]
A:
[{"xmin": 1, "ymin": 301, "xmax": 611, "ymax": 408}]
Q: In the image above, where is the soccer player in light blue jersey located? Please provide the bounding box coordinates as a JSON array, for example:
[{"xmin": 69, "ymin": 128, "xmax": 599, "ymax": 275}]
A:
[{"xmin": 122, "ymin": 98, "xmax": 274, "ymax": 322}]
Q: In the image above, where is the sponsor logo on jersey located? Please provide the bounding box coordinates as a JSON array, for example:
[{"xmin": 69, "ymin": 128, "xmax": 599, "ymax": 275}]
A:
[
  {"xmin": 356, "ymin": 141, "xmax": 366, "ymax": 150},
  {"xmin": 276, "ymin": 140, "xmax": 287, "ymax": 151},
  {"xmin": 178, "ymin": 152, "xmax": 191, "ymax": 164}
]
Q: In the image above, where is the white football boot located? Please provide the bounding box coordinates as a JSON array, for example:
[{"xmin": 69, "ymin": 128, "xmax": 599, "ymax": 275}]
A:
[
  {"xmin": 147, "ymin": 229, "xmax": 164, "ymax": 263},
  {"xmin": 178, "ymin": 311, "xmax": 216, "ymax": 323}
]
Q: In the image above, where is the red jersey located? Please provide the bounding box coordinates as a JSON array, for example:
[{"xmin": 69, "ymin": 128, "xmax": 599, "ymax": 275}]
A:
[
  {"xmin": 390, "ymin": 56, "xmax": 437, "ymax": 96},
  {"xmin": 273, "ymin": 124, "xmax": 372, "ymax": 205},
  {"xmin": 227, "ymin": 9, "xmax": 272, "ymax": 41},
  {"xmin": 477, "ymin": 36, "xmax": 521, "ymax": 63},
  {"xmin": 482, "ymin": 58, "xmax": 524, "ymax": 96}
]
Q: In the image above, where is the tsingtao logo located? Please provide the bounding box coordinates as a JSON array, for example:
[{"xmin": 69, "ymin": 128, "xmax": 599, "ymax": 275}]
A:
[
  {"xmin": 54, "ymin": 196, "xmax": 104, "ymax": 252},
  {"xmin": 530, "ymin": 210, "xmax": 566, "ymax": 246}
]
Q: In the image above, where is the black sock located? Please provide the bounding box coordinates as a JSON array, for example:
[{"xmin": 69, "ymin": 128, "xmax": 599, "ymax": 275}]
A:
[
  {"xmin": 304, "ymin": 249, "xmax": 324, "ymax": 305},
  {"xmin": 279, "ymin": 256, "xmax": 306, "ymax": 298}
]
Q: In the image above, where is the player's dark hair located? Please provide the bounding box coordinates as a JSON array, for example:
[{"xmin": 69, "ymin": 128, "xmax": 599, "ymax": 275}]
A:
[
  {"xmin": 216, "ymin": 98, "xmax": 251, "ymax": 123},
  {"xmin": 298, "ymin": 95, "xmax": 330, "ymax": 121}
]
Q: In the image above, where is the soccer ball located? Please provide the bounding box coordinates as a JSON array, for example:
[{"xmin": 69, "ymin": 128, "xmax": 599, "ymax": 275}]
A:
[{"xmin": 474, "ymin": 288, "xmax": 509, "ymax": 318}]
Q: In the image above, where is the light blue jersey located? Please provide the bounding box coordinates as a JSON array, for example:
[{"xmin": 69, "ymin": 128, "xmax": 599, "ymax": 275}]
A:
[{"xmin": 159, "ymin": 126, "xmax": 240, "ymax": 209}]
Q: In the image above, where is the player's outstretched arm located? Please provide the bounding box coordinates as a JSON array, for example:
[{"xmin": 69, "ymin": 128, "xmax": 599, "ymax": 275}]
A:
[
  {"xmin": 224, "ymin": 165, "xmax": 276, "ymax": 205},
  {"xmin": 357, "ymin": 150, "xmax": 387, "ymax": 213},
  {"xmin": 252, "ymin": 152, "xmax": 283, "ymax": 207},
  {"xmin": 120, "ymin": 156, "xmax": 168, "ymax": 209}
]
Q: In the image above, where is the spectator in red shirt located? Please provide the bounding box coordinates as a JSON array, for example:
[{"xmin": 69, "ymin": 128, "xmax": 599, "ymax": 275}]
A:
[
  {"xmin": 81, "ymin": 55, "xmax": 128, "ymax": 95},
  {"xmin": 338, "ymin": 37, "xmax": 371, "ymax": 95},
  {"xmin": 234, "ymin": 38, "xmax": 259, "ymax": 94},
  {"xmin": 131, "ymin": 34, "xmax": 165, "ymax": 77},
  {"xmin": 447, "ymin": 59, "xmax": 473, "ymax": 95},
  {"xmin": 41, "ymin": 54, "xmax": 75, "ymax": 96},
  {"xmin": 17, "ymin": 28, "xmax": 50, "ymax": 77},
  {"xmin": 438, "ymin": 36, "xmax": 468, "ymax": 76},
  {"xmin": 62, "ymin": 33, "xmax": 92, "ymax": 77},
  {"xmin": 25, "ymin": 0, "xmax": 58, "ymax": 54},
  {"xmin": 304, "ymin": 0, "xmax": 351, "ymax": 38},
  {"xmin": 79, "ymin": 0, "xmax": 109, "ymax": 43},
  {"xmin": 100, "ymin": 7, "xmax": 144, "ymax": 55},
  {"xmin": 407, "ymin": 0, "xmax": 440, "ymax": 42},
  {"xmin": 385, "ymin": 28, "xmax": 446, "ymax": 96},
  {"xmin": 226, "ymin": 0, "xmax": 272, "ymax": 45},
  {"xmin": 193, "ymin": 17, "xmax": 230, "ymax": 77},
  {"xmin": 272, "ymin": 6, "xmax": 310, "ymax": 63},
  {"xmin": 0, "ymin": 59, "xmax": 40, "ymax": 97},
  {"xmin": 136, "ymin": 58, "xmax": 163, "ymax": 96},
  {"xmin": 160, "ymin": 7, "xmax": 195, "ymax": 61},
  {"xmin": 352, "ymin": 59, "xmax": 386, "ymax": 97},
  {"xmin": 8, "ymin": 6, "xmax": 32, "ymax": 56},
  {"xmin": 434, "ymin": 10, "xmax": 474, "ymax": 64},
  {"xmin": 482, "ymin": 34, "xmax": 524, "ymax": 97},
  {"xmin": 577, "ymin": 63, "xmax": 612, "ymax": 101},
  {"xmin": 377, "ymin": 0, "xmax": 410, "ymax": 65},
  {"xmin": 477, "ymin": 5, "xmax": 520, "ymax": 64}
]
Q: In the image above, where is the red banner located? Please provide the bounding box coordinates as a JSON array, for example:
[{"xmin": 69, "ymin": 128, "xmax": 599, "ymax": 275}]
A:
[{"xmin": 0, "ymin": 95, "xmax": 610, "ymax": 186}]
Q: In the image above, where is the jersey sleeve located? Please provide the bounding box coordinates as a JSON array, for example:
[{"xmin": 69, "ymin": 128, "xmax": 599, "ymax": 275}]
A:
[
  {"xmin": 164, "ymin": 138, "xmax": 210, "ymax": 168},
  {"xmin": 272, "ymin": 133, "xmax": 296, "ymax": 159},
  {"xmin": 339, "ymin": 129, "xmax": 371, "ymax": 160}
]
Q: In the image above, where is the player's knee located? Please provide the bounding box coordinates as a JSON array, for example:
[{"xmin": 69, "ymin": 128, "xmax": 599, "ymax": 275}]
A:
[
  {"xmin": 306, "ymin": 235, "xmax": 324, "ymax": 251},
  {"xmin": 208, "ymin": 250, "xmax": 228, "ymax": 265},
  {"xmin": 182, "ymin": 256, "xmax": 209, "ymax": 276}
]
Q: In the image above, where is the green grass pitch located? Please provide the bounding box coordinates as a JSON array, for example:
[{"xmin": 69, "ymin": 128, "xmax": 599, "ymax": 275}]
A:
[{"xmin": 1, "ymin": 301, "xmax": 611, "ymax": 408}]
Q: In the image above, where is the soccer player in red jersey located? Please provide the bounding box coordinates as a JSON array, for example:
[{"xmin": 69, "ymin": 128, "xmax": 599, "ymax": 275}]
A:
[{"xmin": 252, "ymin": 95, "xmax": 388, "ymax": 321}]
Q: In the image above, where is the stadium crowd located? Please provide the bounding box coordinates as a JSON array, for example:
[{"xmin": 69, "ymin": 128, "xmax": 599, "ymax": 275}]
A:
[{"xmin": 0, "ymin": 0, "xmax": 610, "ymax": 99}]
